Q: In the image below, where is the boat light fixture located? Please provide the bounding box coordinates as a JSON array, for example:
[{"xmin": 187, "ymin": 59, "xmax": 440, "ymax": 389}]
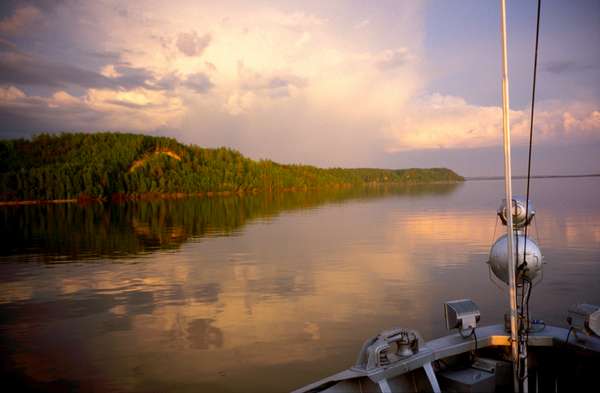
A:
[
  {"xmin": 444, "ymin": 299, "xmax": 480, "ymax": 331},
  {"xmin": 489, "ymin": 233, "xmax": 543, "ymax": 285},
  {"xmin": 498, "ymin": 197, "xmax": 535, "ymax": 229}
]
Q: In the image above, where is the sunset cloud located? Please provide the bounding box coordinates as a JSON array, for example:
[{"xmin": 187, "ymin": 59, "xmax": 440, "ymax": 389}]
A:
[
  {"xmin": 0, "ymin": 0, "xmax": 598, "ymax": 174},
  {"xmin": 383, "ymin": 95, "xmax": 600, "ymax": 151},
  {"xmin": 0, "ymin": 85, "xmax": 183, "ymax": 132},
  {"xmin": 184, "ymin": 72, "xmax": 214, "ymax": 93},
  {"xmin": 176, "ymin": 31, "xmax": 211, "ymax": 57}
]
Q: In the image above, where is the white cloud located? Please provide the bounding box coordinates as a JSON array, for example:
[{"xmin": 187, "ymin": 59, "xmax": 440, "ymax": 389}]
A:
[
  {"xmin": 262, "ymin": 10, "xmax": 327, "ymax": 30},
  {"xmin": 563, "ymin": 110, "xmax": 600, "ymax": 134},
  {"xmin": 383, "ymin": 94, "xmax": 600, "ymax": 151}
]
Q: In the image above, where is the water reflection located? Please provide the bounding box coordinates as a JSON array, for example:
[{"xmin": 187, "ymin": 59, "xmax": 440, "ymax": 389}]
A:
[
  {"xmin": 187, "ymin": 319, "xmax": 224, "ymax": 350},
  {"xmin": 0, "ymin": 179, "xmax": 599, "ymax": 393},
  {"xmin": 0, "ymin": 183, "xmax": 460, "ymax": 261}
]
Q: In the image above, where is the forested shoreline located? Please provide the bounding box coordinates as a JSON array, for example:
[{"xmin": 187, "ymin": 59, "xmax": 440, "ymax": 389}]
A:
[{"xmin": 0, "ymin": 133, "xmax": 464, "ymax": 203}]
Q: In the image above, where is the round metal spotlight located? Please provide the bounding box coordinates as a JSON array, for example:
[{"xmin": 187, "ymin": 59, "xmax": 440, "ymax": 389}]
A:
[
  {"xmin": 498, "ymin": 197, "xmax": 535, "ymax": 229},
  {"xmin": 489, "ymin": 233, "xmax": 543, "ymax": 284}
]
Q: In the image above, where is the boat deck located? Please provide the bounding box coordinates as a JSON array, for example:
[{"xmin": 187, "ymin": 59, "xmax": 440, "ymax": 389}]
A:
[{"xmin": 293, "ymin": 324, "xmax": 600, "ymax": 393}]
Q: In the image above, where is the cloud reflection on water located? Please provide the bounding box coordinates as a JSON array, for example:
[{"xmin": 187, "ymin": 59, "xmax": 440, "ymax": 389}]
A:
[{"xmin": 0, "ymin": 179, "xmax": 599, "ymax": 392}]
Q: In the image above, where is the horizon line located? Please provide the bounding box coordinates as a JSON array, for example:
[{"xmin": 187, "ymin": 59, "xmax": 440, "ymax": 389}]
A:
[{"xmin": 465, "ymin": 174, "xmax": 600, "ymax": 180}]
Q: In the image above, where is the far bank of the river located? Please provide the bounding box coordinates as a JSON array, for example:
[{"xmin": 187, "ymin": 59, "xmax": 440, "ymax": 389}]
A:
[
  {"xmin": 0, "ymin": 181, "xmax": 463, "ymax": 206},
  {"xmin": 1, "ymin": 133, "xmax": 464, "ymax": 203}
]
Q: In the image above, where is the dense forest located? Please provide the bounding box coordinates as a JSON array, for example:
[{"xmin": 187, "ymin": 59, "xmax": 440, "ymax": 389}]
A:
[{"xmin": 0, "ymin": 133, "xmax": 463, "ymax": 202}]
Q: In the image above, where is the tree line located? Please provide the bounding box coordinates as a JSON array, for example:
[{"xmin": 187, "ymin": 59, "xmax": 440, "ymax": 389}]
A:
[{"xmin": 0, "ymin": 132, "xmax": 464, "ymax": 201}]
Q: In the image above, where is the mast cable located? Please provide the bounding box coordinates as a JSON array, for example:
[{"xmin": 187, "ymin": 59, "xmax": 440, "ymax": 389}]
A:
[
  {"xmin": 523, "ymin": 0, "xmax": 542, "ymax": 267},
  {"xmin": 518, "ymin": 1, "xmax": 542, "ymax": 386}
]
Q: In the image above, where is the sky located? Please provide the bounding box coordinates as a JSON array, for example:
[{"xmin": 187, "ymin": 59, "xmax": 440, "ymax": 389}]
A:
[{"xmin": 0, "ymin": 0, "xmax": 598, "ymax": 177}]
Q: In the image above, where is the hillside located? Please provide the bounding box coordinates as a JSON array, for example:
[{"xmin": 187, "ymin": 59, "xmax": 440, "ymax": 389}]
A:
[{"xmin": 0, "ymin": 133, "xmax": 464, "ymax": 202}]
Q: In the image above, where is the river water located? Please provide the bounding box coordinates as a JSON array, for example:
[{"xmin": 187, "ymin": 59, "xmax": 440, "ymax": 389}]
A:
[{"xmin": 1, "ymin": 178, "xmax": 599, "ymax": 392}]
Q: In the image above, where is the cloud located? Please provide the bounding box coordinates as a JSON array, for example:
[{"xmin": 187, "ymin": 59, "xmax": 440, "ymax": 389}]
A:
[
  {"xmin": 245, "ymin": 10, "xmax": 326, "ymax": 32},
  {"xmin": 375, "ymin": 48, "xmax": 412, "ymax": 70},
  {"xmin": 0, "ymin": 85, "xmax": 184, "ymax": 134},
  {"xmin": 0, "ymin": 46, "xmax": 169, "ymax": 92},
  {"xmin": 176, "ymin": 31, "xmax": 211, "ymax": 57},
  {"xmin": 83, "ymin": 49, "xmax": 122, "ymax": 62},
  {"xmin": 382, "ymin": 93, "xmax": 600, "ymax": 151},
  {"xmin": 222, "ymin": 91, "xmax": 255, "ymax": 116},
  {"xmin": 542, "ymin": 60, "xmax": 598, "ymax": 74},
  {"xmin": 0, "ymin": 5, "xmax": 42, "ymax": 35},
  {"xmin": 0, "ymin": 37, "xmax": 17, "ymax": 51},
  {"xmin": 0, "ymin": 85, "xmax": 103, "ymax": 135},
  {"xmin": 110, "ymin": 65, "xmax": 155, "ymax": 89},
  {"xmin": 354, "ymin": 19, "xmax": 370, "ymax": 30},
  {"xmin": 0, "ymin": 85, "xmax": 28, "ymax": 101},
  {"xmin": 1, "ymin": 0, "xmax": 597, "ymax": 170},
  {"xmin": 184, "ymin": 72, "xmax": 213, "ymax": 93},
  {"xmin": 0, "ymin": 51, "xmax": 113, "ymax": 88},
  {"xmin": 205, "ymin": 61, "xmax": 217, "ymax": 73},
  {"xmin": 237, "ymin": 63, "xmax": 307, "ymax": 99},
  {"xmin": 563, "ymin": 110, "xmax": 600, "ymax": 133},
  {"xmin": 275, "ymin": 11, "xmax": 326, "ymax": 30},
  {"xmin": 154, "ymin": 72, "xmax": 181, "ymax": 90},
  {"xmin": 243, "ymin": 75, "xmax": 307, "ymax": 92}
]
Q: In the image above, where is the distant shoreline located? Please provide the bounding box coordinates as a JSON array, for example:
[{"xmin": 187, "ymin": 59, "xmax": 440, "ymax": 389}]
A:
[
  {"xmin": 0, "ymin": 180, "xmax": 462, "ymax": 207},
  {"xmin": 1, "ymin": 132, "xmax": 464, "ymax": 204},
  {"xmin": 465, "ymin": 174, "xmax": 600, "ymax": 181}
]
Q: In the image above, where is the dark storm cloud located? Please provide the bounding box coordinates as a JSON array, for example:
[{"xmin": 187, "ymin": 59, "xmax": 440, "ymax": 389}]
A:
[
  {"xmin": 184, "ymin": 72, "xmax": 214, "ymax": 93},
  {"xmin": 176, "ymin": 31, "xmax": 211, "ymax": 57}
]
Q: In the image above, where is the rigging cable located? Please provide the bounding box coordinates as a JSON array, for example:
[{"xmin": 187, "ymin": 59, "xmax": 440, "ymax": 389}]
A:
[
  {"xmin": 523, "ymin": 0, "xmax": 542, "ymax": 263},
  {"xmin": 517, "ymin": 0, "xmax": 542, "ymax": 384}
]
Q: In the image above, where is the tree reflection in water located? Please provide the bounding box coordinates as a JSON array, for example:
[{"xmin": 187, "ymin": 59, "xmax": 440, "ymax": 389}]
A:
[{"xmin": 0, "ymin": 184, "xmax": 460, "ymax": 261}]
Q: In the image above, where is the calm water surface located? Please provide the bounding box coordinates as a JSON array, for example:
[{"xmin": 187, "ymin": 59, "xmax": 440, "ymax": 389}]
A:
[{"xmin": 1, "ymin": 178, "xmax": 599, "ymax": 392}]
